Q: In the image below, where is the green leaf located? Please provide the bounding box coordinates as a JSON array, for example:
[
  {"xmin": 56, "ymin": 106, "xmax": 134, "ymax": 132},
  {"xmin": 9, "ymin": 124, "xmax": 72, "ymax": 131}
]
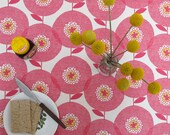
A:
[
  {"xmin": 42, "ymin": 117, "xmax": 46, "ymax": 121},
  {"xmin": 42, "ymin": 112, "xmax": 47, "ymax": 116}
]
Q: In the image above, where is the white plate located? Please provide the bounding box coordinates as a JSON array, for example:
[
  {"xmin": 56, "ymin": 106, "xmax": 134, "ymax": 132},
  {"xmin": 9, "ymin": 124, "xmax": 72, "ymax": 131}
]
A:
[{"xmin": 3, "ymin": 91, "xmax": 59, "ymax": 135}]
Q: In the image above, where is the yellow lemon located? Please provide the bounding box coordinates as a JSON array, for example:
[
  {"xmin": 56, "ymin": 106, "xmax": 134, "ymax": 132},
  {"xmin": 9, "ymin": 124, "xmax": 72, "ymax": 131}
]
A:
[{"xmin": 11, "ymin": 36, "xmax": 30, "ymax": 55}]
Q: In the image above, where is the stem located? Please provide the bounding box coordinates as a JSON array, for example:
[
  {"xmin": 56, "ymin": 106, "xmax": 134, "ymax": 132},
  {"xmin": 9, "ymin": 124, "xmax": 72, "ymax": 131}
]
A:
[
  {"xmin": 108, "ymin": 6, "xmax": 113, "ymax": 56},
  {"xmin": 113, "ymin": 25, "xmax": 133, "ymax": 55},
  {"xmin": 112, "ymin": 50, "xmax": 127, "ymax": 58},
  {"xmin": 142, "ymin": 78, "xmax": 149, "ymax": 84},
  {"xmin": 82, "ymin": 42, "xmax": 92, "ymax": 49}
]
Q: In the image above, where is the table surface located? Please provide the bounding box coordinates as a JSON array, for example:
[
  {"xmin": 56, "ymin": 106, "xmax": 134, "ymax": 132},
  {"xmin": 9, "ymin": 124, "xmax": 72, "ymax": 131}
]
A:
[{"xmin": 0, "ymin": 0, "xmax": 170, "ymax": 135}]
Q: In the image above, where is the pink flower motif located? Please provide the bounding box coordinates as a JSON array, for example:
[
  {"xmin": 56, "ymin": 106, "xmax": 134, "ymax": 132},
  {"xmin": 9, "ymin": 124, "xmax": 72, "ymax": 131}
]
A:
[
  {"xmin": 126, "ymin": 27, "xmax": 144, "ymax": 42},
  {"xmin": 32, "ymin": 81, "xmax": 49, "ymax": 95},
  {"xmin": 122, "ymin": 0, "xmax": 149, "ymax": 8},
  {"xmin": 126, "ymin": 76, "xmax": 143, "ymax": 89},
  {"xmin": 115, "ymin": 106, "xmax": 153, "ymax": 135},
  {"xmin": 148, "ymin": 78, "xmax": 170, "ymax": 115},
  {"xmin": 125, "ymin": 116, "xmax": 143, "ymax": 134},
  {"xmin": 116, "ymin": 18, "xmax": 154, "ymax": 52},
  {"xmin": 159, "ymin": 1, "xmax": 170, "ymax": 18},
  {"xmin": 51, "ymin": 56, "xmax": 91, "ymax": 94},
  {"xmin": 86, "ymin": 28, "xmax": 123, "ymax": 63},
  {"xmin": 84, "ymin": 119, "xmax": 119, "ymax": 135},
  {"xmin": 0, "ymin": 64, "xmax": 16, "ymax": 82},
  {"xmin": 86, "ymin": 0, "xmax": 125, "ymax": 20},
  {"xmin": 0, "ymin": 18, "xmax": 17, "ymax": 35},
  {"xmin": 95, "ymin": 84, "xmax": 113, "ymax": 102},
  {"xmin": 0, "ymin": 53, "xmax": 27, "ymax": 91},
  {"xmin": 35, "ymin": 0, "xmax": 52, "ymax": 7},
  {"xmin": 0, "ymin": 7, "xmax": 28, "ymax": 44},
  {"xmin": 158, "ymin": 45, "xmax": 170, "ymax": 61},
  {"xmin": 62, "ymin": 113, "xmax": 80, "ymax": 131},
  {"xmin": 64, "ymin": 22, "xmax": 81, "ymax": 38},
  {"xmin": 96, "ymin": 130, "xmax": 111, "ymax": 135},
  {"xmin": 25, "ymin": 24, "xmax": 61, "ymax": 62},
  {"xmin": 148, "ymin": 34, "xmax": 170, "ymax": 70},
  {"xmin": 33, "ymin": 35, "xmax": 50, "ymax": 52},
  {"xmin": 62, "ymin": 67, "xmax": 81, "ymax": 85},
  {"xmin": 97, "ymin": 0, "xmax": 114, "ymax": 11},
  {"xmin": 24, "ymin": 0, "xmax": 63, "ymax": 16},
  {"xmin": 158, "ymin": 89, "xmax": 170, "ymax": 106},
  {"xmin": 53, "ymin": 11, "xmax": 92, "ymax": 48},
  {"xmin": 148, "ymin": 123, "xmax": 170, "ymax": 134},
  {"xmin": 84, "ymin": 74, "xmax": 124, "ymax": 111},
  {"xmin": 148, "ymin": 0, "xmax": 170, "ymax": 26},
  {"xmin": 116, "ymin": 61, "xmax": 154, "ymax": 98},
  {"xmin": 23, "ymin": 70, "xmax": 60, "ymax": 102},
  {"xmin": 56, "ymin": 102, "xmax": 91, "ymax": 135}
]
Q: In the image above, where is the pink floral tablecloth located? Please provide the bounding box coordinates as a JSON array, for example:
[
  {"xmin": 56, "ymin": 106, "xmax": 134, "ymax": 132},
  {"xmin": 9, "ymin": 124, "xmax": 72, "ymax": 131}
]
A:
[{"xmin": 0, "ymin": 0, "xmax": 170, "ymax": 135}]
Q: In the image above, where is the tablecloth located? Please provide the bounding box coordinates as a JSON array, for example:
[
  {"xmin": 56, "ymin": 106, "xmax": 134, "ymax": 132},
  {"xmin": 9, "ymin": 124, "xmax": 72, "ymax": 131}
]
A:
[{"xmin": 0, "ymin": 0, "xmax": 170, "ymax": 134}]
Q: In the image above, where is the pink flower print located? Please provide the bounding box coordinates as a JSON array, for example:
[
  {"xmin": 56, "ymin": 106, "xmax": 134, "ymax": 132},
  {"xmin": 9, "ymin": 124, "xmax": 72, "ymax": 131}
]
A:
[
  {"xmin": 101, "ymin": 39, "xmax": 112, "ymax": 54},
  {"xmin": 64, "ymin": 22, "xmax": 81, "ymax": 38},
  {"xmin": 0, "ymin": 7, "xmax": 29, "ymax": 44},
  {"xmin": 53, "ymin": 11, "xmax": 92, "ymax": 48},
  {"xmin": 96, "ymin": 130, "xmax": 111, "ymax": 135},
  {"xmin": 33, "ymin": 35, "xmax": 50, "ymax": 52},
  {"xmin": 84, "ymin": 74, "xmax": 124, "ymax": 111},
  {"xmin": 97, "ymin": 0, "xmax": 114, "ymax": 11},
  {"xmin": 86, "ymin": 0, "xmax": 125, "ymax": 20},
  {"xmin": 32, "ymin": 81, "xmax": 49, "ymax": 95},
  {"xmin": 0, "ymin": 64, "xmax": 16, "ymax": 82},
  {"xmin": 149, "ymin": 0, "xmax": 170, "ymax": 26},
  {"xmin": 126, "ymin": 76, "xmax": 143, "ymax": 89},
  {"xmin": 148, "ymin": 123, "xmax": 170, "ymax": 135},
  {"xmin": 62, "ymin": 113, "xmax": 80, "ymax": 131},
  {"xmin": 62, "ymin": 67, "xmax": 81, "ymax": 85},
  {"xmin": 116, "ymin": 61, "xmax": 154, "ymax": 98},
  {"xmin": 125, "ymin": 116, "xmax": 143, "ymax": 134},
  {"xmin": 84, "ymin": 119, "xmax": 119, "ymax": 135},
  {"xmin": 0, "ymin": 111, "xmax": 4, "ymax": 128},
  {"xmin": 148, "ymin": 34, "xmax": 170, "ymax": 70},
  {"xmin": 95, "ymin": 84, "xmax": 113, "ymax": 102},
  {"xmin": 25, "ymin": 24, "xmax": 61, "ymax": 61},
  {"xmin": 35, "ymin": 0, "xmax": 52, "ymax": 6},
  {"xmin": 22, "ymin": 69, "xmax": 61, "ymax": 101},
  {"xmin": 158, "ymin": 45, "xmax": 170, "ymax": 61},
  {"xmin": 148, "ymin": 78, "xmax": 170, "ymax": 115},
  {"xmin": 122, "ymin": 0, "xmax": 149, "ymax": 8},
  {"xmin": 126, "ymin": 27, "xmax": 144, "ymax": 42},
  {"xmin": 0, "ymin": 18, "xmax": 17, "ymax": 35},
  {"xmin": 115, "ymin": 106, "xmax": 153, "ymax": 134},
  {"xmin": 57, "ymin": 102, "xmax": 90, "ymax": 135},
  {"xmin": 51, "ymin": 56, "xmax": 91, "ymax": 94},
  {"xmin": 159, "ymin": 1, "xmax": 170, "ymax": 17},
  {"xmin": 24, "ymin": 0, "xmax": 63, "ymax": 16},
  {"xmin": 158, "ymin": 89, "xmax": 170, "ymax": 106}
]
